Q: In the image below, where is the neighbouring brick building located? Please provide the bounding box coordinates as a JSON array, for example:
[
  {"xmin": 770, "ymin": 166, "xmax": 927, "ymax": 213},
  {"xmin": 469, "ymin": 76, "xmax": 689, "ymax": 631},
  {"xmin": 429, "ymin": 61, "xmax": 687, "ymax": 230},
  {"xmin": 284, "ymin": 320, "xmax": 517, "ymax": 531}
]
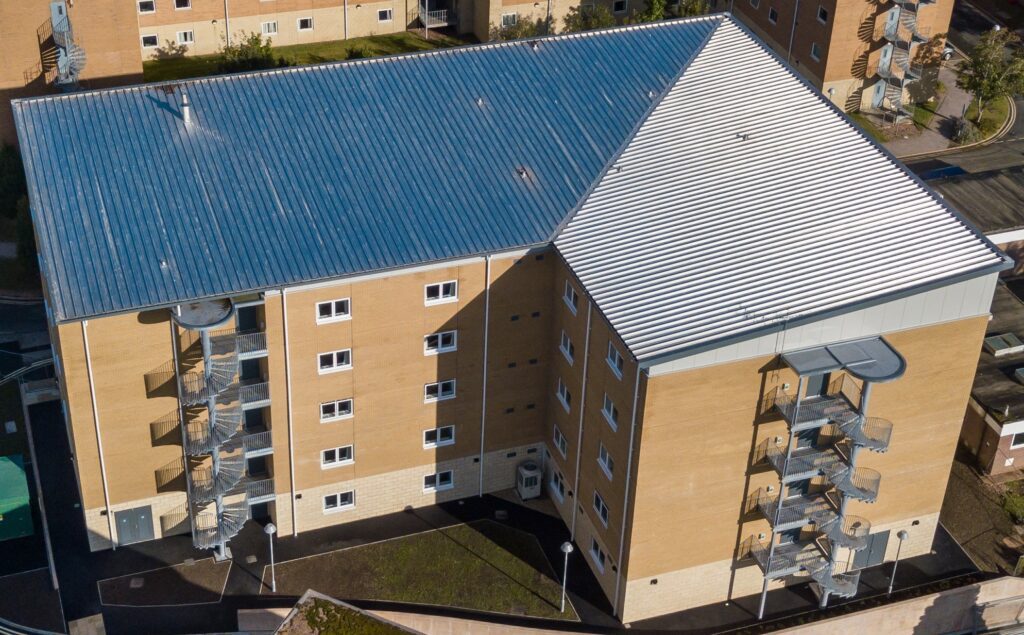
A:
[{"xmin": 13, "ymin": 16, "xmax": 1008, "ymax": 622}]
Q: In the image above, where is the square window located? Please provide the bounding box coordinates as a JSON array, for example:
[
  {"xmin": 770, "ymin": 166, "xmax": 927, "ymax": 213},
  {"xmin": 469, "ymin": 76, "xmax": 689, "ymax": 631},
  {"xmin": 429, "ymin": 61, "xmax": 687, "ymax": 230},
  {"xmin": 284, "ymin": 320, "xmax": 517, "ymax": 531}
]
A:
[
  {"xmin": 425, "ymin": 280, "xmax": 458, "ymax": 305},
  {"xmin": 556, "ymin": 378, "xmax": 572, "ymax": 412},
  {"xmin": 768, "ymin": 7, "xmax": 778, "ymax": 23},
  {"xmin": 553, "ymin": 425, "xmax": 568, "ymax": 458},
  {"xmin": 321, "ymin": 445, "xmax": 354, "ymax": 468},
  {"xmin": 318, "ymin": 349, "xmax": 352, "ymax": 374},
  {"xmin": 613, "ymin": 0, "xmax": 627, "ymax": 12},
  {"xmin": 598, "ymin": 443, "xmax": 615, "ymax": 479},
  {"xmin": 559, "ymin": 330, "xmax": 575, "ymax": 364},
  {"xmin": 175, "ymin": 0, "xmax": 191, "ymax": 8},
  {"xmin": 424, "ymin": 330, "xmax": 458, "ymax": 355},
  {"xmin": 817, "ymin": 5, "xmax": 828, "ymax": 23},
  {"xmin": 424, "ymin": 425, "xmax": 456, "ymax": 448},
  {"xmin": 424, "ymin": 470, "xmax": 454, "ymax": 492},
  {"xmin": 590, "ymin": 538, "xmax": 606, "ymax": 572},
  {"xmin": 378, "ymin": 8, "xmax": 393, "ymax": 21},
  {"xmin": 811, "ymin": 42, "xmax": 822, "ymax": 61},
  {"xmin": 262, "ymin": 21, "xmax": 278, "ymax": 35},
  {"xmin": 593, "ymin": 490, "xmax": 610, "ymax": 526},
  {"xmin": 176, "ymin": 30, "xmax": 194, "ymax": 44},
  {"xmin": 607, "ymin": 342, "xmax": 624, "ymax": 378},
  {"xmin": 141, "ymin": 34, "xmax": 159, "ymax": 48},
  {"xmin": 323, "ymin": 490, "xmax": 354, "ymax": 512},
  {"xmin": 320, "ymin": 398, "xmax": 353, "ymax": 422},
  {"xmin": 602, "ymin": 394, "xmax": 619, "ymax": 430},
  {"xmin": 550, "ymin": 468, "xmax": 566, "ymax": 501},
  {"xmin": 424, "ymin": 379, "xmax": 456, "ymax": 402},
  {"xmin": 563, "ymin": 280, "xmax": 579, "ymax": 314},
  {"xmin": 138, "ymin": 1, "xmax": 156, "ymax": 13},
  {"xmin": 501, "ymin": 13, "xmax": 518, "ymax": 27},
  {"xmin": 298, "ymin": 17, "xmax": 314, "ymax": 30},
  {"xmin": 316, "ymin": 298, "xmax": 350, "ymax": 323},
  {"xmin": 1012, "ymin": 432, "xmax": 1024, "ymax": 449}
]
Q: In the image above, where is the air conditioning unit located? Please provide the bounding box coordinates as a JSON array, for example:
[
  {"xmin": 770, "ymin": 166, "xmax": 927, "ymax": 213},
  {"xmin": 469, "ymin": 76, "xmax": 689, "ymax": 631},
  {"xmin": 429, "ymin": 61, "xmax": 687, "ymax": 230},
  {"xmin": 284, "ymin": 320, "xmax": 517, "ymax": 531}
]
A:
[{"xmin": 516, "ymin": 461, "xmax": 541, "ymax": 501}]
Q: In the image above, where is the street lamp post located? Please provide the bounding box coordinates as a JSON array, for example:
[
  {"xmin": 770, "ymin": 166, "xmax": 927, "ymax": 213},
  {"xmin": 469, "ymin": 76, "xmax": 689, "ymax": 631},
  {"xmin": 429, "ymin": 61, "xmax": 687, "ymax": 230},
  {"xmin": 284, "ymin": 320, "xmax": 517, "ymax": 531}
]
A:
[
  {"xmin": 560, "ymin": 541, "xmax": 574, "ymax": 613},
  {"xmin": 887, "ymin": 529, "xmax": 910, "ymax": 596},
  {"xmin": 265, "ymin": 522, "xmax": 277, "ymax": 593}
]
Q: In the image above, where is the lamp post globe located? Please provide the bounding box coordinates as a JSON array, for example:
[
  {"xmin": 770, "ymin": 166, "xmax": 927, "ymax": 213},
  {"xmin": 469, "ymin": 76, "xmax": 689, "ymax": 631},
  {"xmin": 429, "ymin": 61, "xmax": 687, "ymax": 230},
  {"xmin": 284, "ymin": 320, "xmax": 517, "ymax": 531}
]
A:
[{"xmin": 560, "ymin": 541, "xmax": 574, "ymax": 613}]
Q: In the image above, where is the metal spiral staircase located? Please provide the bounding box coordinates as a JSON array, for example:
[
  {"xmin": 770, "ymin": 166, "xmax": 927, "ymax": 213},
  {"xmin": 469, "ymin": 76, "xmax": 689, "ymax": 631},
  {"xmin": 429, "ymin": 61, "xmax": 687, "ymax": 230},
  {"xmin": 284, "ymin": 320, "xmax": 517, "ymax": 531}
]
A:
[
  {"xmin": 50, "ymin": 1, "xmax": 86, "ymax": 86},
  {"xmin": 746, "ymin": 338, "xmax": 905, "ymax": 619},
  {"xmin": 876, "ymin": 0, "xmax": 932, "ymax": 121}
]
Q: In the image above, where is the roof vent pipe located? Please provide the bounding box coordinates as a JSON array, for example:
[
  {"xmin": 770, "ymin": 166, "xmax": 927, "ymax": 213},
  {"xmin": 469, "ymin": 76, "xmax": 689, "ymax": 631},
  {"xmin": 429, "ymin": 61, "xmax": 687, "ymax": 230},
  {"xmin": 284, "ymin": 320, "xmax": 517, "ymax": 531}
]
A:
[{"xmin": 181, "ymin": 92, "xmax": 192, "ymax": 124}]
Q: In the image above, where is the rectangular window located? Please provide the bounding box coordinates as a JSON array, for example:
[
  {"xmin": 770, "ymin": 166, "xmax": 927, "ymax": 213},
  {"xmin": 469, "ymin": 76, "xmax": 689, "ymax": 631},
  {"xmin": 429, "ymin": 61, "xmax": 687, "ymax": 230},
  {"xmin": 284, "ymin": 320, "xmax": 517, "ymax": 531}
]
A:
[
  {"xmin": 593, "ymin": 490, "xmax": 610, "ymax": 527},
  {"xmin": 261, "ymin": 21, "xmax": 279, "ymax": 35},
  {"xmin": 424, "ymin": 425, "xmax": 455, "ymax": 448},
  {"xmin": 298, "ymin": 17, "xmax": 314, "ymax": 30},
  {"xmin": 590, "ymin": 538, "xmax": 607, "ymax": 572},
  {"xmin": 553, "ymin": 425, "xmax": 568, "ymax": 458},
  {"xmin": 323, "ymin": 490, "xmax": 354, "ymax": 512},
  {"xmin": 175, "ymin": 0, "xmax": 191, "ymax": 8},
  {"xmin": 320, "ymin": 398, "xmax": 353, "ymax": 422},
  {"xmin": 425, "ymin": 280, "xmax": 458, "ymax": 305},
  {"xmin": 607, "ymin": 342, "xmax": 624, "ymax": 378},
  {"xmin": 424, "ymin": 379, "xmax": 456, "ymax": 402},
  {"xmin": 321, "ymin": 445, "xmax": 354, "ymax": 468},
  {"xmin": 378, "ymin": 8, "xmax": 394, "ymax": 22},
  {"xmin": 612, "ymin": 0, "xmax": 627, "ymax": 12},
  {"xmin": 176, "ymin": 30, "xmax": 194, "ymax": 44},
  {"xmin": 501, "ymin": 12, "xmax": 518, "ymax": 27},
  {"xmin": 424, "ymin": 470, "xmax": 454, "ymax": 492},
  {"xmin": 817, "ymin": 5, "xmax": 828, "ymax": 23},
  {"xmin": 598, "ymin": 443, "xmax": 615, "ymax": 479},
  {"xmin": 1012, "ymin": 432, "xmax": 1024, "ymax": 449},
  {"xmin": 768, "ymin": 7, "xmax": 778, "ymax": 23},
  {"xmin": 141, "ymin": 34, "xmax": 159, "ymax": 48},
  {"xmin": 811, "ymin": 42, "xmax": 822, "ymax": 61},
  {"xmin": 424, "ymin": 330, "xmax": 458, "ymax": 355},
  {"xmin": 602, "ymin": 394, "xmax": 619, "ymax": 431},
  {"xmin": 316, "ymin": 298, "xmax": 351, "ymax": 323},
  {"xmin": 138, "ymin": 0, "xmax": 156, "ymax": 13},
  {"xmin": 318, "ymin": 349, "xmax": 352, "ymax": 374},
  {"xmin": 556, "ymin": 378, "xmax": 572, "ymax": 413},
  {"xmin": 550, "ymin": 468, "xmax": 566, "ymax": 501},
  {"xmin": 559, "ymin": 330, "xmax": 575, "ymax": 364},
  {"xmin": 563, "ymin": 280, "xmax": 579, "ymax": 314}
]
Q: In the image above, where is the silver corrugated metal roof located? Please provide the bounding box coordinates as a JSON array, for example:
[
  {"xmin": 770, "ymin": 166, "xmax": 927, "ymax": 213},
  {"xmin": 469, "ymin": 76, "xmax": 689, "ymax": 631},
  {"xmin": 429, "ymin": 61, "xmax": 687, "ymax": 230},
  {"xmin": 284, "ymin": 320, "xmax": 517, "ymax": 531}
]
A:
[{"xmin": 555, "ymin": 19, "xmax": 1010, "ymax": 362}]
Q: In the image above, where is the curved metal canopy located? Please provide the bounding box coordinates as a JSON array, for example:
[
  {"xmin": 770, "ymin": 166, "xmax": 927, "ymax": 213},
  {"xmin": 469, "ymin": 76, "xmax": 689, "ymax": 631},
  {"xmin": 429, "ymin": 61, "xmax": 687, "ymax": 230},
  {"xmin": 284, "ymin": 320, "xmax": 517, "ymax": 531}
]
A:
[{"xmin": 781, "ymin": 337, "xmax": 906, "ymax": 383}]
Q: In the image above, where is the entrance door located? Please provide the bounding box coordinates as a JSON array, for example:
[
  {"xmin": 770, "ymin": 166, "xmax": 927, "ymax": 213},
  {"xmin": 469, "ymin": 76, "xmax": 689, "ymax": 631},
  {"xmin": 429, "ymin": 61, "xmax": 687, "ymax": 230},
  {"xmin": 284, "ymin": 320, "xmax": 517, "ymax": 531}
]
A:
[
  {"xmin": 115, "ymin": 505, "xmax": 155, "ymax": 545},
  {"xmin": 872, "ymin": 80, "xmax": 886, "ymax": 108},
  {"xmin": 804, "ymin": 373, "xmax": 831, "ymax": 399},
  {"xmin": 852, "ymin": 529, "xmax": 890, "ymax": 569}
]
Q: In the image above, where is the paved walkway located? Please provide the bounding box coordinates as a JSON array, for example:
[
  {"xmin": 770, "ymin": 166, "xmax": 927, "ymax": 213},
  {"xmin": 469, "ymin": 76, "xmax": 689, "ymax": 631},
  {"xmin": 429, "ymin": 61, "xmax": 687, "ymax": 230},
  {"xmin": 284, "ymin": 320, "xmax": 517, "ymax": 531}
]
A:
[{"xmin": 884, "ymin": 55, "xmax": 976, "ymax": 158}]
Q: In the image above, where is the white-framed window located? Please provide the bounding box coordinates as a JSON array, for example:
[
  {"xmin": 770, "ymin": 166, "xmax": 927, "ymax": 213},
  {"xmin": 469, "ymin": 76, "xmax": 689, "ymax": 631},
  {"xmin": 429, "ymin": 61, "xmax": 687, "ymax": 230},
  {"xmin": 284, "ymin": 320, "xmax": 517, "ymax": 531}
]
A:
[
  {"xmin": 137, "ymin": 0, "xmax": 156, "ymax": 14},
  {"xmin": 1012, "ymin": 432, "xmax": 1024, "ymax": 449},
  {"xmin": 378, "ymin": 8, "xmax": 393, "ymax": 22},
  {"xmin": 811, "ymin": 42, "xmax": 822, "ymax": 61},
  {"xmin": 425, "ymin": 379, "xmax": 456, "ymax": 402},
  {"xmin": 297, "ymin": 16, "xmax": 314, "ymax": 31},
  {"xmin": 590, "ymin": 537, "xmax": 607, "ymax": 572},
  {"xmin": 175, "ymin": 0, "xmax": 191, "ymax": 9},
  {"xmin": 318, "ymin": 349, "xmax": 352, "ymax": 374},
  {"xmin": 176, "ymin": 30, "xmax": 194, "ymax": 44},
  {"xmin": 316, "ymin": 298, "xmax": 351, "ymax": 323},
  {"xmin": 563, "ymin": 280, "xmax": 579, "ymax": 314},
  {"xmin": 559, "ymin": 330, "xmax": 575, "ymax": 364},
  {"xmin": 817, "ymin": 5, "xmax": 828, "ymax": 23},
  {"xmin": 612, "ymin": 0, "xmax": 627, "ymax": 12},
  {"xmin": 768, "ymin": 7, "xmax": 778, "ymax": 23},
  {"xmin": 261, "ymin": 21, "xmax": 279, "ymax": 35},
  {"xmin": 607, "ymin": 342, "xmax": 624, "ymax": 378},
  {"xmin": 425, "ymin": 280, "xmax": 458, "ymax": 305},
  {"xmin": 320, "ymin": 398, "xmax": 353, "ymax": 422},
  {"xmin": 424, "ymin": 330, "xmax": 457, "ymax": 355},
  {"xmin": 553, "ymin": 425, "xmax": 568, "ymax": 458},
  {"xmin": 550, "ymin": 468, "xmax": 566, "ymax": 502},
  {"xmin": 749, "ymin": 0, "xmax": 759, "ymax": 7},
  {"xmin": 556, "ymin": 378, "xmax": 572, "ymax": 413},
  {"xmin": 424, "ymin": 425, "xmax": 455, "ymax": 448},
  {"xmin": 141, "ymin": 34, "xmax": 159, "ymax": 48},
  {"xmin": 602, "ymin": 394, "xmax": 619, "ymax": 431},
  {"xmin": 321, "ymin": 445, "xmax": 354, "ymax": 468},
  {"xmin": 593, "ymin": 490, "xmax": 610, "ymax": 527},
  {"xmin": 424, "ymin": 470, "xmax": 454, "ymax": 492},
  {"xmin": 323, "ymin": 490, "xmax": 354, "ymax": 512},
  {"xmin": 501, "ymin": 12, "xmax": 518, "ymax": 27},
  {"xmin": 598, "ymin": 443, "xmax": 615, "ymax": 480}
]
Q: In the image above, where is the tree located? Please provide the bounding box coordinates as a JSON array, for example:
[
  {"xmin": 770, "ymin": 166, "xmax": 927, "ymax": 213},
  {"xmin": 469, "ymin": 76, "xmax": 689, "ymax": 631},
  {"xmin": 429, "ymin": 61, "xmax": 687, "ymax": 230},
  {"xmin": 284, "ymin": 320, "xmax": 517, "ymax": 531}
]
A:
[
  {"xmin": 636, "ymin": 0, "xmax": 667, "ymax": 22},
  {"xmin": 670, "ymin": 0, "xmax": 710, "ymax": 18},
  {"xmin": 488, "ymin": 16, "xmax": 550, "ymax": 41},
  {"xmin": 562, "ymin": 4, "xmax": 616, "ymax": 32},
  {"xmin": 957, "ymin": 28, "xmax": 1024, "ymax": 122},
  {"xmin": 218, "ymin": 32, "xmax": 287, "ymax": 73}
]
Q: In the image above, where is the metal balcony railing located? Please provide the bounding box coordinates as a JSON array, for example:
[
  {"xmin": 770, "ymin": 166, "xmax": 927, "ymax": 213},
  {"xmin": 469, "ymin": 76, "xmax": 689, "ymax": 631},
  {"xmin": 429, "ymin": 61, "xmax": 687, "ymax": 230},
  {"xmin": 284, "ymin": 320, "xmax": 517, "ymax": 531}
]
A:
[
  {"xmin": 808, "ymin": 561, "xmax": 861, "ymax": 598},
  {"xmin": 189, "ymin": 455, "xmax": 247, "ymax": 503},
  {"xmin": 816, "ymin": 513, "xmax": 871, "ymax": 551},
  {"xmin": 236, "ymin": 331, "xmax": 267, "ymax": 359},
  {"xmin": 245, "ymin": 478, "xmax": 275, "ymax": 503},
  {"xmin": 243, "ymin": 430, "xmax": 272, "ymax": 457},
  {"xmin": 834, "ymin": 415, "xmax": 893, "ymax": 453},
  {"xmin": 192, "ymin": 501, "xmax": 249, "ymax": 550},
  {"xmin": 827, "ymin": 464, "xmax": 881, "ymax": 502},
  {"xmin": 745, "ymin": 537, "xmax": 824, "ymax": 579},
  {"xmin": 240, "ymin": 381, "xmax": 270, "ymax": 408},
  {"xmin": 751, "ymin": 488, "xmax": 831, "ymax": 529},
  {"xmin": 178, "ymin": 355, "xmax": 238, "ymax": 406},
  {"xmin": 183, "ymin": 407, "xmax": 243, "ymax": 456},
  {"xmin": 772, "ymin": 374, "xmax": 861, "ymax": 432},
  {"xmin": 758, "ymin": 439, "xmax": 844, "ymax": 482}
]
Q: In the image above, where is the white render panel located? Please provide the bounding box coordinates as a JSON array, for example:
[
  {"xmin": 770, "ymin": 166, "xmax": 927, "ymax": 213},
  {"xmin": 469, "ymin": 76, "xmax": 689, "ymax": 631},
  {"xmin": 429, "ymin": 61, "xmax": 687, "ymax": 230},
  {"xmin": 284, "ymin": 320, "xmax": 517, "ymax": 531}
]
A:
[
  {"xmin": 647, "ymin": 274, "xmax": 997, "ymax": 377},
  {"xmin": 555, "ymin": 20, "xmax": 1007, "ymax": 362}
]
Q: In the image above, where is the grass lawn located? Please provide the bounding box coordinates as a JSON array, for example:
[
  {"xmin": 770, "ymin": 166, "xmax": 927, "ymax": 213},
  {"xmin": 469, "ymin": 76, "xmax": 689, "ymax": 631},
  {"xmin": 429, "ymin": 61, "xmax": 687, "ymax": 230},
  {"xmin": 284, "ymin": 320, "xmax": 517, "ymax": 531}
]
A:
[
  {"xmin": 266, "ymin": 520, "xmax": 578, "ymax": 620},
  {"xmin": 848, "ymin": 112, "xmax": 889, "ymax": 144},
  {"xmin": 98, "ymin": 558, "xmax": 231, "ymax": 606},
  {"xmin": 964, "ymin": 95, "xmax": 1011, "ymax": 141},
  {"xmin": 144, "ymin": 31, "xmax": 469, "ymax": 82},
  {"xmin": 913, "ymin": 101, "xmax": 939, "ymax": 129}
]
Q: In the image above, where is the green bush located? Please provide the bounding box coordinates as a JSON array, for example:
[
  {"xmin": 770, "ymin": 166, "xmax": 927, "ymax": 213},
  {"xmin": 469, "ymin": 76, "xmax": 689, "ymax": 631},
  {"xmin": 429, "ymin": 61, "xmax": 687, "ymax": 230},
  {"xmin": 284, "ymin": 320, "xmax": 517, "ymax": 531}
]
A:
[
  {"xmin": 953, "ymin": 117, "xmax": 983, "ymax": 144},
  {"xmin": 0, "ymin": 145, "xmax": 26, "ymax": 220},
  {"xmin": 1004, "ymin": 489, "xmax": 1024, "ymax": 524},
  {"xmin": 347, "ymin": 44, "xmax": 372, "ymax": 60},
  {"xmin": 218, "ymin": 32, "xmax": 288, "ymax": 73}
]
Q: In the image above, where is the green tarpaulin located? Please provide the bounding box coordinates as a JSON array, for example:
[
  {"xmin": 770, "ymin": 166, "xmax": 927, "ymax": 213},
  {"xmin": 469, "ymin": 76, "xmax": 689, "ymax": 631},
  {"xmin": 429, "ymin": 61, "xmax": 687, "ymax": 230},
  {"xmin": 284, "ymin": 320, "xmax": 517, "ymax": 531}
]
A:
[{"xmin": 0, "ymin": 454, "xmax": 33, "ymax": 541}]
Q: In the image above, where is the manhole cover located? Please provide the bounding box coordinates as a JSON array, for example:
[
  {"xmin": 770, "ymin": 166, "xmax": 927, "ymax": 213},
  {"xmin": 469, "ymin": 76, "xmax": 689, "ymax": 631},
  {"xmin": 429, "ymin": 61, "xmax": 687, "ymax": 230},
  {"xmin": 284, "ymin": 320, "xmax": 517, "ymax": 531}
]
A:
[
  {"xmin": 129, "ymin": 578, "xmax": 144, "ymax": 589},
  {"xmin": 246, "ymin": 555, "xmax": 257, "ymax": 564}
]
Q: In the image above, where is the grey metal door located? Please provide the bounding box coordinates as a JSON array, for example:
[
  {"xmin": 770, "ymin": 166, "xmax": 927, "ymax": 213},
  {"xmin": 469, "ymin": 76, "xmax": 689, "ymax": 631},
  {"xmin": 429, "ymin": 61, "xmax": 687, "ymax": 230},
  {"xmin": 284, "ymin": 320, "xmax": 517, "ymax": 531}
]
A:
[
  {"xmin": 853, "ymin": 529, "xmax": 890, "ymax": 569},
  {"xmin": 115, "ymin": 505, "xmax": 154, "ymax": 545}
]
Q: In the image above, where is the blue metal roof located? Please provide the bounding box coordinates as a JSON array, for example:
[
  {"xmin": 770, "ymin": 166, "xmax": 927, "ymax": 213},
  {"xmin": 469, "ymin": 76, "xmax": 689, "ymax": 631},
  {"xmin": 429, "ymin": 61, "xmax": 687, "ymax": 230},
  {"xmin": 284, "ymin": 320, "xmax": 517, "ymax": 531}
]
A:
[{"xmin": 14, "ymin": 17, "xmax": 720, "ymax": 322}]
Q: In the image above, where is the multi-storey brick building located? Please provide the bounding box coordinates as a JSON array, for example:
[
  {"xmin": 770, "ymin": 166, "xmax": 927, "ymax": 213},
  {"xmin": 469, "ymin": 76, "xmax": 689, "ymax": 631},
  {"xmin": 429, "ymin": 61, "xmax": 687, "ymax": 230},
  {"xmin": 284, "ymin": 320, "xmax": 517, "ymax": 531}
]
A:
[
  {"xmin": 727, "ymin": 0, "xmax": 951, "ymax": 115},
  {"xmin": 13, "ymin": 16, "xmax": 1008, "ymax": 622}
]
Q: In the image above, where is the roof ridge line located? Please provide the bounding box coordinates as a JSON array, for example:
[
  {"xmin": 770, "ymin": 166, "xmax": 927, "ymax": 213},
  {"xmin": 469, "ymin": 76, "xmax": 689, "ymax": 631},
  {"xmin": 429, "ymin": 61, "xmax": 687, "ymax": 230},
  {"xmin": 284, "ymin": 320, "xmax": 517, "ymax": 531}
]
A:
[{"xmin": 545, "ymin": 15, "xmax": 726, "ymax": 247}]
